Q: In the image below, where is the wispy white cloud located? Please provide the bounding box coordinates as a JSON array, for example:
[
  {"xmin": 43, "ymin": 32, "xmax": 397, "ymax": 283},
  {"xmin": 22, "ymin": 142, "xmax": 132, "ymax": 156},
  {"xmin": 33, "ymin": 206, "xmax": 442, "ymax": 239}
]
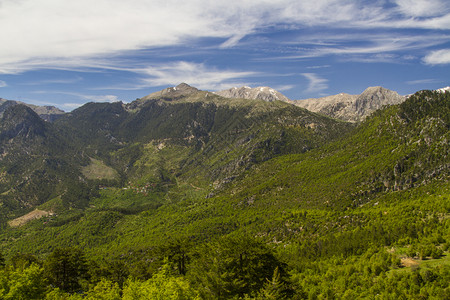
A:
[
  {"xmin": 394, "ymin": 0, "xmax": 449, "ymax": 17},
  {"xmin": 423, "ymin": 49, "xmax": 450, "ymax": 65},
  {"xmin": 33, "ymin": 90, "xmax": 120, "ymax": 101},
  {"xmin": 0, "ymin": 0, "xmax": 449, "ymax": 75},
  {"xmin": 274, "ymin": 84, "xmax": 295, "ymax": 91},
  {"xmin": 301, "ymin": 73, "xmax": 328, "ymax": 93},
  {"xmin": 122, "ymin": 61, "xmax": 259, "ymax": 91},
  {"xmin": 277, "ymin": 33, "xmax": 449, "ymax": 62},
  {"xmin": 22, "ymin": 76, "xmax": 83, "ymax": 86},
  {"xmin": 406, "ymin": 79, "xmax": 439, "ymax": 85},
  {"xmin": 0, "ymin": 80, "xmax": 7, "ymax": 87},
  {"xmin": 306, "ymin": 65, "xmax": 331, "ymax": 69}
]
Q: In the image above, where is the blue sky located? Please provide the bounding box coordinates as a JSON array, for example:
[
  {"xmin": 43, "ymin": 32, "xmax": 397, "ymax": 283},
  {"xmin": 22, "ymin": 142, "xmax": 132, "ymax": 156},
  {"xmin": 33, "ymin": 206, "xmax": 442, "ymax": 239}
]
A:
[{"xmin": 0, "ymin": 0, "xmax": 449, "ymax": 111}]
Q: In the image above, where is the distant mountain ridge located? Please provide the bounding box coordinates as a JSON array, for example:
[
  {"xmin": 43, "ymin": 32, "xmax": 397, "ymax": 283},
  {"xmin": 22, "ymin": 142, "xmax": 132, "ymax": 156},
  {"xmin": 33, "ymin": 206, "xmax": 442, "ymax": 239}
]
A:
[
  {"xmin": 294, "ymin": 86, "xmax": 406, "ymax": 122},
  {"xmin": 0, "ymin": 98, "xmax": 65, "ymax": 122},
  {"xmin": 213, "ymin": 85, "xmax": 407, "ymax": 123},
  {"xmin": 215, "ymin": 86, "xmax": 291, "ymax": 102}
]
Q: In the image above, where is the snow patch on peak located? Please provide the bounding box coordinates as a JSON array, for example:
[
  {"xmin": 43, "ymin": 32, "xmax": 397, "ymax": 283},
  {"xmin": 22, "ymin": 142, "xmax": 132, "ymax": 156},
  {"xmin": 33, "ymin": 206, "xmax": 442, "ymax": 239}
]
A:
[
  {"xmin": 437, "ymin": 86, "xmax": 450, "ymax": 93},
  {"xmin": 215, "ymin": 85, "xmax": 290, "ymax": 102}
]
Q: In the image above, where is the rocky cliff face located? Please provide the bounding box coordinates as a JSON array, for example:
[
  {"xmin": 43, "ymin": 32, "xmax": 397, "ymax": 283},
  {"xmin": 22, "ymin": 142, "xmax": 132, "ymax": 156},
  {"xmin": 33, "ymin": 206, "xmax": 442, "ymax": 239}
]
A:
[
  {"xmin": 295, "ymin": 87, "xmax": 406, "ymax": 122},
  {"xmin": 215, "ymin": 86, "xmax": 290, "ymax": 102},
  {"xmin": 351, "ymin": 86, "xmax": 405, "ymax": 121},
  {"xmin": 294, "ymin": 93, "xmax": 358, "ymax": 120}
]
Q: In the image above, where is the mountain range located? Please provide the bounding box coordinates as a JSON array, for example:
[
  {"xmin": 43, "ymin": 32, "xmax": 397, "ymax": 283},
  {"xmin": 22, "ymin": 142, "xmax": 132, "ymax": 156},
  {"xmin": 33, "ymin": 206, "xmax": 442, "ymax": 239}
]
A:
[
  {"xmin": 215, "ymin": 86, "xmax": 291, "ymax": 102},
  {"xmin": 0, "ymin": 83, "xmax": 351, "ymax": 218},
  {"xmin": 0, "ymin": 84, "xmax": 430, "ymax": 124},
  {"xmin": 0, "ymin": 83, "xmax": 448, "ymax": 299},
  {"xmin": 293, "ymin": 86, "xmax": 406, "ymax": 122},
  {"xmin": 216, "ymin": 85, "xmax": 407, "ymax": 123}
]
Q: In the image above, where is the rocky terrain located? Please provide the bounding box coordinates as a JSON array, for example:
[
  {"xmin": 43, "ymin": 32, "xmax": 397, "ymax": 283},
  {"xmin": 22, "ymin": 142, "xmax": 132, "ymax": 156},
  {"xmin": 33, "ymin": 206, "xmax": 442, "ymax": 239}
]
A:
[
  {"xmin": 294, "ymin": 86, "xmax": 406, "ymax": 122},
  {"xmin": 215, "ymin": 86, "xmax": 291, "ymax": 102},
  {"xmin": 215, "ymin": 85, "xmax": 406, "ymax": 123}
]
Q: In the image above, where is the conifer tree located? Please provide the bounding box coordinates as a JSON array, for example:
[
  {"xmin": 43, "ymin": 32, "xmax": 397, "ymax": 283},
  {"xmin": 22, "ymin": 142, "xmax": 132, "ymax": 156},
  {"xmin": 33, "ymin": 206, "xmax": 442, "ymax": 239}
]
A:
[
  {"xmin": 44, "ymin": 247, "xmax": 88, "ymax": 293},
  {"xmin": 0, "ymin": 252, "xmax": 4, "ymax": 268},
  {"xmin": 257, "ymin": 267, "xmax": 286, "ymax": 299}
]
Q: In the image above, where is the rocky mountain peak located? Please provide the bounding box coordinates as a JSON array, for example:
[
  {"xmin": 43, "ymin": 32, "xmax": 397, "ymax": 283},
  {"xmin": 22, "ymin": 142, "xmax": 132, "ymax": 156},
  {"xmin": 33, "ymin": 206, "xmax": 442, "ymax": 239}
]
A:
[
  {"xmin": 140, "ymin": 83, "xmax": 200, "ymax": 101},
  {"xmin": 294, "ymin": 86, "xmax": 406, "ymax": 122},
  {"xmin": 353, "ymin": 86, "xmax": 405, "ymax": 119},
  {"xmin": 215, "ymin": 86, "xmax": 290, "ymax": 102}
]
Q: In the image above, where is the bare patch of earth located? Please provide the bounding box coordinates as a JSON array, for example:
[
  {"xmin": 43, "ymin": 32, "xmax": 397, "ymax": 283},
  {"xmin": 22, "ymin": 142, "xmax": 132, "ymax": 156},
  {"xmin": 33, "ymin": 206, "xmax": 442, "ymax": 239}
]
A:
[
  {"xmin": 8, "ymin": 209, "xmax": 51, "ymax": 227},
  {"xmin": 401, "ymin": 257, "xmax": 420, "ymax": 268}
]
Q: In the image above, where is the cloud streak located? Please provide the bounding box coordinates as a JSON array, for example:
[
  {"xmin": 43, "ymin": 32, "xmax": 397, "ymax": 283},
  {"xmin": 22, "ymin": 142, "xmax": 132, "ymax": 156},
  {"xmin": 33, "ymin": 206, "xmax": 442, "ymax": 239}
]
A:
[
  {"xmin": 273, "ymin": 33, "xmax": 450, "ymax": 63},
  {"xmin": 301, "ymin": 73, "xmax": 328, "ymax": 93},
  {"xmin": 394, "ymin": 0, "xmax": 449, "ymax": 17},
  {"xmin": 105, "ymin": 61, "xmax": 259, "ymax": 91},
  {"xmin": 0, "ymin": 0, "xmax": 449, "ymax": 75}
]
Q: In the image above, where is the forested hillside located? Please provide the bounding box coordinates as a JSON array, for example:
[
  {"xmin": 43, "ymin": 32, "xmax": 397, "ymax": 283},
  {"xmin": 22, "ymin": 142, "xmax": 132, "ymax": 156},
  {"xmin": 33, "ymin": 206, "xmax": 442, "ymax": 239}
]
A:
[{"xmin": 0, "ymin": 89, "xmax": 448, "ymax": 299}]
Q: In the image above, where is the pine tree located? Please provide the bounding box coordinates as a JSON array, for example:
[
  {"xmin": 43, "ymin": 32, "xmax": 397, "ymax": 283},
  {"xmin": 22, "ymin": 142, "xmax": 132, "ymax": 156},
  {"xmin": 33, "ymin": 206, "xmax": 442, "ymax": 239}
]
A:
[
  {"xmin": 0, "ymin": 252, "xmax": 5, "ymax": 268},
  {"xmin": 44, "ymin": 247, "xmax": 88, "ymax": 293},
  {"xmin": 257, "ymin": 267, "xmax": 286, "ymax": 299}
]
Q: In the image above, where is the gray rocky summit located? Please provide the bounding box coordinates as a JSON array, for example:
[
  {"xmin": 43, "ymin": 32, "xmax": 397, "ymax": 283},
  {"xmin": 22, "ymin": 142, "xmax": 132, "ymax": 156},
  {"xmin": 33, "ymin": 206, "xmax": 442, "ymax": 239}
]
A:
[
  {"xmin": 141, "ymin": 83, "xmax": 199, "ymax": 100},
  {"xmin": 215, "ymin": 86, "xmax": 291, "ymax": 102},
  {"xmin": 295, "ymin": 86, "xmax": 406, "ymax": 122}
]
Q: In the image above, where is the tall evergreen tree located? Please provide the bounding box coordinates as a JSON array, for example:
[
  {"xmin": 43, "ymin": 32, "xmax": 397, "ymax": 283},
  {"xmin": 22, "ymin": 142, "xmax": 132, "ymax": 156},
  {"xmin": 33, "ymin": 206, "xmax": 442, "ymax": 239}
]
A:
[
  {"xmin": 44, "ymin": 247, "xmax": 88, "ymax": 293},
  {"xmin": 0, "ymin": 252, "xmax": 5, "ymax": 268}
]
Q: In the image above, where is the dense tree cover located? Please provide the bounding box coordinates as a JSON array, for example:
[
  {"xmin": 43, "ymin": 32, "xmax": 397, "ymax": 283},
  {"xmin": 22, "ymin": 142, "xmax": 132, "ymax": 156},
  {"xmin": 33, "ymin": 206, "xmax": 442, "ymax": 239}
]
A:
[
  {"xmin": 0, "ymin": 237, "xmax": 448, "ymax": 299},
  {"xmin": 44, "ymin": 247, "xmax": 88, "ymax": 293},
  {"xmin": 0, "ymin": 91, "xmax": 448, "ymax": 298}
]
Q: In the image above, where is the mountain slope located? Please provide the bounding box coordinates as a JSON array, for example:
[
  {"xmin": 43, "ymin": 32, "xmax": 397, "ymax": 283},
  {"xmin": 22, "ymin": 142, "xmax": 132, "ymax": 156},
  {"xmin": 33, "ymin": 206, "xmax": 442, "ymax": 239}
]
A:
[
  {"xmin": 0, "ymin": 84, "xmax": 351, "ymax": 220},
  {"xmin": 2, "ymin": 89, "xmax": 447, "ymax": 247},
  {"xmin": 0, "ymin": 105, "xmax": 91, "ymax": 221},
  {"xmin": 121, "ymin": 91, "xmax": 349, "ymax": 183},
  {"xmin": 295, "ymin": 86, "xmax": 406, "ymax": 122}
]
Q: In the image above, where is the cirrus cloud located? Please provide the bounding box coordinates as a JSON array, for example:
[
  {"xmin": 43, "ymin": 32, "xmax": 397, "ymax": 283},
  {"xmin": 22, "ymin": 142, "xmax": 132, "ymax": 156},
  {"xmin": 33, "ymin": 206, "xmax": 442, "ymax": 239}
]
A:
[
  {"xmin": 0, "ymin": 0, "xmax": 449, "ymax": 75},
  {"xmin": 133, "ymin": 61, "xmax": 259, "ymax": 91},
  {"xmin": 301, "ymin": 73, "xmax": 328, "ymax": 93}
]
